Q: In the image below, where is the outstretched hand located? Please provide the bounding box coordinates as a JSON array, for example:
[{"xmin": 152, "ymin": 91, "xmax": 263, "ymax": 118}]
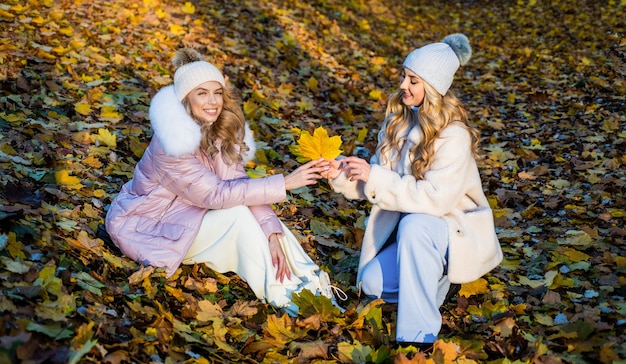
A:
[
  {"xmin": 284, "ymin": 158, "xmax": 330, "ymax": 191},
  {"xmin": 321, "ymin": 156, "xmax": 370, "ymax": 182},
  {"xmin": 320, "ymin": 158, "xmax": 342, "ymax": 179}
]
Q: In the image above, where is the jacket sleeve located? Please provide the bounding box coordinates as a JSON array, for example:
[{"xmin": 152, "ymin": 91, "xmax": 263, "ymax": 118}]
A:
[
  {"xmin": 249, "ymin": 205, "xmax": 283, "ymax": 238},
  {"xmin": 363, "ymin": 126, "xmax": 471, "ymax": 216},
  {"xmin": 212, "ymin": 145, "xmax": 284, "ymax": 237},
  {"xmin": 152, "ymin": 150, "xmax": 287, "ymax": 209}
]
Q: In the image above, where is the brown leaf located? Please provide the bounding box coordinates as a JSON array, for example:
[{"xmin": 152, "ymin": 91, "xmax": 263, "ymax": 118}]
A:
[
  {"xmin": 542, "ymin": 290, "xmax": 561, "ymax": 305},
  {"xmin": 183, "ymin": 276, "xmax": 218, "ymax": 294},
  {"xmin": 128, "ymin": 266, "xmax": 155, "ymax": 285},
  {"xmin": 103, "ymin": 350, "xmax": 130, "ymax": 364},
  {"xmin": 288, "ymin": 340, "xmax": 328, "ymax": 362},
  {"xmin": 229, "ymin": 300, "xmax": 259, "ymax": 317},
  {"xmin": 393, "ymin": 351, "xmax": 427, "ymax": 363}
]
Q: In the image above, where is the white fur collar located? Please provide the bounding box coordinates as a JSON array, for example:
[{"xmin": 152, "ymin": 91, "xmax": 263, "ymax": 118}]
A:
[{"xmin": 149, "ymin": 85, "xmax": 256, "ymax": 162}]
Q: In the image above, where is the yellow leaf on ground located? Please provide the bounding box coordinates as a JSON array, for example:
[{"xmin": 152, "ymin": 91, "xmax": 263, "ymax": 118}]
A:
[
  {"xmin": 459, "ymin": 278, "xmax": 490, "ymax": 297},
  {"xmin": 181, "ymin": 2, "xmax": 195, "ymax": 14},
  {"xmin": 336, "ymin": 341, "xmax": 372, "ymax": 363},
  {"xmin": 59, "ymin": 27, "xmax": 74, "ymax": 36},
  {"xmin": 170, "ymin": 24, "xmax": 186, "ymax": 36},
  {"xmin": 82, "ymin": 155, "xmax": 102, "ymax": 168},
  {"xmin": 433, "ymin": 339, "xmax": 459, "ymax": 360},
  {"xmin": 307, "ymin": 77, "xmax": 319, "ymax": 92},
  {"xmin": 91, "ymin": 128, "xmax": 116, "ymax": 147},
  {"xmin": 369, "ymin": 89, "xmax": 383, "ymax": 100},
  {"xmin": 93, "ymin": 189, "xmax": 106, "ymax": 198},
  {"xmin": 55, "ymin": 170, "xmax": 83, "ymax": 190},
  {"xmin": 560, "ymin": 247, "xmax": 591, "ymax": 262},
  {"xmin": 264, "ymin": 314, "xmax": 307, "ymax": 347},
  {"xmin": 100, "ymin": 106, "xmax": 122, "ymax": 122}
]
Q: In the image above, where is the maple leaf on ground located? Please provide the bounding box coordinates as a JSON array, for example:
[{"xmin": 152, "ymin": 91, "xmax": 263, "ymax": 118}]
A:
[
  {"xmin": 288, "ymin": 340, "xmax": 329, "ymax": 362},
  {"xmin": 291, "ymin": 288, "xmax": 343, "ymax": 322},
  {"xmin": 196, "ymin": 300, "xmax": 223, "ymax": 322},
  {"xmin": 263, "ymin": 313, "xmax": 308, "ymax": 347},
  {"xmin": 459, "ymin": 278, "xmax": 490, "ymax": 297},
  {"xmin": 229, "ymin": 300, "xmax": 259, "ymax": 317},
  {"xmin": 54, "ymin": 170, "xmax": 83, "ymax": 190},
  {"xmin": 289, "ymin": 126, "xmax": 342, "ymax": 162}
]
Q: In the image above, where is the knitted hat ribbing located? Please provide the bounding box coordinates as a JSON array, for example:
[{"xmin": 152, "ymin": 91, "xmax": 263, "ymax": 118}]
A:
[
  {"xmin": 172, "ymin": 48, "xmax": 225, "ymax": 101},
  {"xmin": 403, "ymin": 34, "xmax": 471, "ymax": 96}
]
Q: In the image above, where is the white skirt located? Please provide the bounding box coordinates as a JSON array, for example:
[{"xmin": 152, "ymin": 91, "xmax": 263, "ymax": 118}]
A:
[{"xmin": 182, "ymin": 205, "xmax": 333, "ymax": 312}]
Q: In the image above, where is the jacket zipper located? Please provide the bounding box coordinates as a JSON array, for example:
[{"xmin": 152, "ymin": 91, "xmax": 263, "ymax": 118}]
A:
[{"xmin": 157, "ymin": 195, "xmax": 178, "ymax": 223}]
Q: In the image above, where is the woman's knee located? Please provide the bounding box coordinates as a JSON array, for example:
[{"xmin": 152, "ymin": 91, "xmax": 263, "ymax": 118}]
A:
[
  {"xmin": 360, "ymin": 260, "xmax": 383, "ymax": 298},
  {"xmin": 397, "ymin": 214, "xmax": 448, "ymax": 251},
  {"xmin": 221, "ymin": 205, "xmax": 257, "ymax": 225}
]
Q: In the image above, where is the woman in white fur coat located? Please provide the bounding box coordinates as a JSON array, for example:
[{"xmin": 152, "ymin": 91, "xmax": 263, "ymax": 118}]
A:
[
  {"xmin": 323, "ymin": 34, "xmax": 502, "ymax": 350},
  {"xmin": 106, "ymin": 48, "xmax": 337, "ymax": 315}
]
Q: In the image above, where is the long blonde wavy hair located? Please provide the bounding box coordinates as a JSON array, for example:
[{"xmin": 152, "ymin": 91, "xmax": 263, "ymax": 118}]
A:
[
  {"xmin": 377, "ymin": 81, "xmax": 480, "ymax": 179},
  {"xmin": 182, "ymin": 84, "xmax": 250, "ymax": 165}
]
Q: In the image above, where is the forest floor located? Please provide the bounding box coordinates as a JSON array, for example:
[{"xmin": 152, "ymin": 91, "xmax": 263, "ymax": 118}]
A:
[{"xmin": 1, "ymin": 0, "xmax": 625, "ymax": 363}]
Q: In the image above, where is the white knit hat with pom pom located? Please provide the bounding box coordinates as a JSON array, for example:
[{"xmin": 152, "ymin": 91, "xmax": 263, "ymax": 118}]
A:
[
  {"xmin": 173, "ymin": 48, "xmax": 225, "ymax": 101},
  {"xmin": 403, "ymin": 33, "xmax": 471, "ymax": 96}
]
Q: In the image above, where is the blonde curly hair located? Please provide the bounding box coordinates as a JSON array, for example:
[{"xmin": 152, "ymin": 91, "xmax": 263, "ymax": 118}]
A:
[{"xmin": 377, "ymin": 82, "xmax": 480, "ymax": 180}]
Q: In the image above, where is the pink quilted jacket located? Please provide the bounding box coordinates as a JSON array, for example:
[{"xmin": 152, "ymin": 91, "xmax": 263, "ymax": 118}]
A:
[{"xmin": 105, "ymin": 86, "xmax": 286, "ymax": 276}]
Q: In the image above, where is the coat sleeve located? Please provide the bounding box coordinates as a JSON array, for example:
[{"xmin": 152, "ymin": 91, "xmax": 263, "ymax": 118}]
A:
[
  {"xmin": 211, "ymin": 144, "xmax": 284, "ymax": 237},
  {"xmin": 249, "ymin": 204, "xmax": 283, "ymax": 238},
  {"xmin": 363, "ymin": 125, "xmax": 472, "ymax": 216},
  {"xmin": 152, "ymin": 149, "xmax": 287, "ymax": 209}
]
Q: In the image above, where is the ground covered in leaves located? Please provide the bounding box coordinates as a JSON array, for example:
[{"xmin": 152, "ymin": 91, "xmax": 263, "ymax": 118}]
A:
[{"xmin": 1, "ymin": 0, "xmax": 625, "ymax": 363}]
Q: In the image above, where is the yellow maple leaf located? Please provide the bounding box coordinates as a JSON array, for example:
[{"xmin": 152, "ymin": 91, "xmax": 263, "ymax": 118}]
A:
[
  {"xmin": 75, "ymin": 103, "xmax": 91, "ymax": 116},
  {"xmin": 278, "ymin": 83, "xmax": 294, "ymax": 96},
  {"xmin": 93, "ymin": 189, "xmax": 106, "ymax": 198},
  {"xmin": 55, "ymin": 170, "xmax": 83, "ymax": 190},
  {"xmin": 31, "ymin": 16, "xmax": 46, "ymax": 25},
  {"xmin": 100, "ymin": 106, "xmax": 122, "ymax": 122},
  {"xmin": 170, "ymin": 24, "xmax": 186, "ymax": 36},
  {"xmin": 181, "ymin": 2, "xmax": 195, "ymax": 14},
  {"xmin": 459, "ymin": 278, "xmax": 490, "ymax": 297},
  {"xmin": 264, "ymin": 314, "xmax": 307, "ymax": 347},
  {"xmin": 307, "ymin": 77, "xmax": 319, "ymax": 92},
  {"xmin": 91, "ymin": 128, "xmax": 116, "ymax": 147},
  {"xmin": 0, "ymin": 8, "xmax": 14, "ymax": 19},
  {"xmin": 433, "ymin": 340, "xmax": 459, "ymax": 361},
  {"xmin": 82, "ymin": 154, "xmax": 103, "ymax": 168},
  {"xmin": 290, "ymin": 126, "xmax": 342, "ymax": 163},
  {"xmin": 59, "ymin": 27, "xmax": 74, "ymax": 36},
  {"xmin": 369, "ymin": 89, "xmax": 383, "ymax": 100},
  {"xmin": 155, "ymin": 9, "xmax": 167, "ymax": 19}
]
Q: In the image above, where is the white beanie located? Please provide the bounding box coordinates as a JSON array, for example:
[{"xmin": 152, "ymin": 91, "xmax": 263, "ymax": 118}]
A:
[
  {"xmin": 172, "ymin": 48, "xmax": 226, "ymax": 101},
  {"xmin": 403, "ymin": 33, "xmax": 471, "ymax": 96}
]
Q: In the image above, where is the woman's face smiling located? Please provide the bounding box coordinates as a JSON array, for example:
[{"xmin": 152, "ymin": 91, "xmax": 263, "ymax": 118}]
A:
[
  {"xmin": 188, "ymin": 81, "xmax": 223, "ymax": 125},
  {"xmin": 400, "ymin": 67, "xmax": 425, "ymax": 107}
]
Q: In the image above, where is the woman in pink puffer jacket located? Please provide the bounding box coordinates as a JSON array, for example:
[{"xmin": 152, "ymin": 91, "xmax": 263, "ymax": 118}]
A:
[{"xmin": 105, "ymin": 48, "xmax": 340, "ymax": 315}]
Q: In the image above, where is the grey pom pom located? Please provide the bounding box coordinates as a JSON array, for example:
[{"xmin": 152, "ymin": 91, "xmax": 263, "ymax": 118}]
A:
[
  {"xmin": 442, "ymin": 34, "xmax": 471, "ymax": 66},
  {"xmin": 172, "ymin": 48, "xmax": 204, "ymax": 68}
]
